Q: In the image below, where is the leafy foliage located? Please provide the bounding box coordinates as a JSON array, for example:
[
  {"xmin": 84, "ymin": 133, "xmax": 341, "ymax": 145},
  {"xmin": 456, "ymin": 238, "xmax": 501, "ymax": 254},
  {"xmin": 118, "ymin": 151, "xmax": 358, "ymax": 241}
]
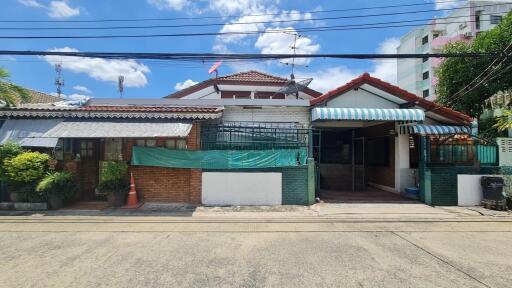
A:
[
  {"xmin": 0, "ymin": 142, "xmax": 24, "ymax": 179},
  {"xmin": 493, "ymin": 108, "xmax": 512, "ymax": 132},
  {"xmin": 0, "ymin": 67, "xmax": 31, "ymax": 106},
  {"xmin": 4, "ymin": 151, "xmax": 50, "ymax": 183},
  {"xmin": 36, "ymin": 171, "xmax": 77, "ymax": 200},
  {"xmin": 98, "ymin": 161, "xmax": 129, "ymax": 195},
  {"xmin": 436, "ymin": 12, "xmax": 512, "ymax": 117}
]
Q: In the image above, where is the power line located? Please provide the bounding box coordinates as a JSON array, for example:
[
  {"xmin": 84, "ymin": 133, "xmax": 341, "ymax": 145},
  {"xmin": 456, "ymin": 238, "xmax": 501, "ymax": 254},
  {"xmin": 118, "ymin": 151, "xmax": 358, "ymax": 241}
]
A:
[
  {"xmin": 0, "ymin": 19, "xmax": 499, "ymax": 39},
  {"xmin": 0, "ymin": 13, "xmax": 499, "ymax": 31},
  {"xmin": 0, "ymin": 0, "xmax": 485, "ymax": 23},
  {"xmin": 0, "ymin": 50, "xmax": 503, "ymax": 60}
]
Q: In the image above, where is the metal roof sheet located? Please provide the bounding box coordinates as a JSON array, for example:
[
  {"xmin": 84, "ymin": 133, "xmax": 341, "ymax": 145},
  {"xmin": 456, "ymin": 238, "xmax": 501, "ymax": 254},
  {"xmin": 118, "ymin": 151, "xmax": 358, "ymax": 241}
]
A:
[
  {"xmin": 43, "ymin": 120, "xmax": 192, "ymax": 138},
  {"xmin": 0, "ymin": 119, "xmax": 61, "ymax": 147}
]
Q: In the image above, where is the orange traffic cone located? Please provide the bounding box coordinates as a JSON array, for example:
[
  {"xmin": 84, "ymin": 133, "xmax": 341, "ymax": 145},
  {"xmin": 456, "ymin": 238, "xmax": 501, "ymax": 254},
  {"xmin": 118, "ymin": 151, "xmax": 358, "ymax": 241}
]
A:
[{"xmin": 122, "ymin": 172, "xmax": 143, "ymax": 209}]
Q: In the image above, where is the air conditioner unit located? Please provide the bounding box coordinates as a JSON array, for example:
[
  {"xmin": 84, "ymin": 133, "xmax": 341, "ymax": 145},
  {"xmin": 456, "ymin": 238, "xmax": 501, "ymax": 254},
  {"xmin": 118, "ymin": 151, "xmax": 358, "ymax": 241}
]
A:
[
  {"xmin": 464, "ymin": 31, "xmax": 473, "ymax": 38},
  {"xmin": 497, "ymin": 137, "xmax": 512, "ymax": 166}
]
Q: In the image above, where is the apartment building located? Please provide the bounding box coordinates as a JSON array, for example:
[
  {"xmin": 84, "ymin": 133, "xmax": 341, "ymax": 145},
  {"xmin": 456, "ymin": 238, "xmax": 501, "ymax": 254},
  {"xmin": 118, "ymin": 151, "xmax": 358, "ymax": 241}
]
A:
[{"xmin": 397, "ymin": 0, "xmax": 512, "ymax": 101}]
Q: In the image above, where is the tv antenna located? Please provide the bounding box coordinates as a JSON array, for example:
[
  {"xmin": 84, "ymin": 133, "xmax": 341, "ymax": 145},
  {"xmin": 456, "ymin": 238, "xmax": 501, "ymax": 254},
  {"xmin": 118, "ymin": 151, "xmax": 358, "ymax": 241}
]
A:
[
  {"xmin": 118, "ymin": 75, "xmax": 125, "ymax": 98},
  {"xmin": 54, "ymin": 63, "xmax": 64, "ymax": 98},
  {"xmin": 274, "ymin": 32, "xmax": 313, "ymax": 99}
]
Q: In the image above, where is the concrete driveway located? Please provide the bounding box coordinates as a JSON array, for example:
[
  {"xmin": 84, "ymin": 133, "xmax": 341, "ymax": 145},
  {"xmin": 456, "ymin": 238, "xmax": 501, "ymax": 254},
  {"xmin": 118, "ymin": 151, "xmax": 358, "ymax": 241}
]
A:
[{"xmin": 0, "ymin": 212, "xmax": 511, "ymax": 288}]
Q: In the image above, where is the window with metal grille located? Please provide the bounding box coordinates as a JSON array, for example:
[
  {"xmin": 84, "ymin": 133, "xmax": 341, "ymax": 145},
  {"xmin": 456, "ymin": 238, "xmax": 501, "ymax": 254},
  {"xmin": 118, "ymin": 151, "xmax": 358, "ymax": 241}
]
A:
[
  {"xmin": 491, "ymin": 15, "xmax": 502, "ymax": 25},
  {"xmin": 422, "ymin": 35, "xmax": 428, "ymax": 45},
  {"xmin": 422, "ymin": 71, "xmax": 429, "ymax": 80},
  {"xmin": 423, "ymin": 89, "xmax": 429, "ymax": 98}
]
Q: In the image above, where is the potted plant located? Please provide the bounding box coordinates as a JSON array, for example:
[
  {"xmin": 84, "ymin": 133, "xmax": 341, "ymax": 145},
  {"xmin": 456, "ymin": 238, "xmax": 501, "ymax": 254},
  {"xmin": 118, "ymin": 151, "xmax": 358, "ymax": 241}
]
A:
[
  {"xmin": 98, "ymin": 161, "xmax": 129, "ymax": 207},
  {"xmin": 3, "ymin": 151, "xmax": 50, "ymax": 203},
  {"xmin": 36, "ymin": 171, "xmax": 77, "ymax": 210}
]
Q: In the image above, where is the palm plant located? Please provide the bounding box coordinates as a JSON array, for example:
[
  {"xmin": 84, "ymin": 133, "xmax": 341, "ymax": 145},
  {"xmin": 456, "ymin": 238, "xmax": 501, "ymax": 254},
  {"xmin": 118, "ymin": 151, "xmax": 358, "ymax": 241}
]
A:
[
  {"xmin": 493, "ymin": 109, "xmax": 512, "ymax": 132},
  {"xmin": 0, "ymin": 67, "xmax": 31, "ymax": 106}
]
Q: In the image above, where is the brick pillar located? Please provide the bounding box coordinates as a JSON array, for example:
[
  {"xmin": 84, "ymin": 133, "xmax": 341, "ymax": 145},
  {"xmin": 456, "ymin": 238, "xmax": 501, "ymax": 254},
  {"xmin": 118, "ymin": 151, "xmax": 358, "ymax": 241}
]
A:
[
  {"xmin": 189, "ymin": 168, "xmax": 202, "ymax": 204},
  {"xmin": 187, "ymin": 122, "xmax": 201, "ymax": 150}
]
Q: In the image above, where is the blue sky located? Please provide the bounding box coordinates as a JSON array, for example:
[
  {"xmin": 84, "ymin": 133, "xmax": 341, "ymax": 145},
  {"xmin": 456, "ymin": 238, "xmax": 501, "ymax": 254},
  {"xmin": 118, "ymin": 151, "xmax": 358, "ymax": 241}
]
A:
[{"xmin": 0, "ymin": 0, "xmax": 462, "ymax": 99}]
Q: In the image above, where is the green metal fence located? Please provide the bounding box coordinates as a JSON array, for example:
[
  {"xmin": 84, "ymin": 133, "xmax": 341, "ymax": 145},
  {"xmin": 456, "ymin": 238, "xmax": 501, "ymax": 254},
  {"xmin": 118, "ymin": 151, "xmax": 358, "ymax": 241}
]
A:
[
  {"xmin": 201, "ymin": 122, "xmax": 310, "ymax": 151},
  {"xmin": 426, "ymin": 137, "xmax": 498, "ymax": 166}
]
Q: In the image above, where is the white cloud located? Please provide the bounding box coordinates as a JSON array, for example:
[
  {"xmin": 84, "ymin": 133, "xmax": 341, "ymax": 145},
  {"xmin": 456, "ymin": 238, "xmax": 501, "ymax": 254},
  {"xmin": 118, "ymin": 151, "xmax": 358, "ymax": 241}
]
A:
[
  {"xmin": 18, "ymin": 0, "xmax": 44, "ymax": 8},
  {"xmin": 371, "ymin": 37, "xmax": 400, "ymax": 84},
  {"xmin": 18, "ymin": 0, "xmax": 80, "ymax": 19},
  {"xmin": 209, "ymin": 0, "xmax": 269, "ymax": 15},
  {"xmin": 47, "ymin": 1, "xmax": 80, "ymax": 18},
  {"xmin": 175, "ymin": 79, "xmax": 198, "ymax": 90},
  {"xmin": 147, "ymin": 0, "xmax": 189, "ymax": 11},
  {"xmin": 43, "ymin": 47, "xmax": 150, "ymax": 88},
  {"xmin": 72, "ymin": 85, "xmax": 91, "ymax": 94},
  {"xmin": 434, "ymin": 0, "xmax": 465, "ymax": 10},
  {"xmin": 298, "ymin": 67, "xmax": 359, "ymax": 93},
  {"xmin": 255, "ymin": 27, "xmax": 320, "ymax": 65}
]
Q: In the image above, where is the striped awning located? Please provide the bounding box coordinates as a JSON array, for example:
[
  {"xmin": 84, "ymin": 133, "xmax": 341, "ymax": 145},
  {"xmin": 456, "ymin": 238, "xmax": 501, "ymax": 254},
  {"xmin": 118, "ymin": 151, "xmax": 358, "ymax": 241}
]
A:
[
  {"xmin": 311, "ymin": 107, "xmax": 425, "ymax": 121},
  {"xmin": 400, "ymin": 124, "xmax": 470, "ymax": 135}
]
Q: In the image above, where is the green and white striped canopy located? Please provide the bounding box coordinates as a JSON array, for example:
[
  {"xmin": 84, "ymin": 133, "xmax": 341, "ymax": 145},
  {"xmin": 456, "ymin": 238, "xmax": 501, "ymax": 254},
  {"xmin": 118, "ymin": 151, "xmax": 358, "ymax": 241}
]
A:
[
  {"xmin": 400, "ymin": 124, "xmax": 470, "ymax": 135},
  {"xmin": 311, "ymin": 107, "xmax": 425, "ymax": 121}
]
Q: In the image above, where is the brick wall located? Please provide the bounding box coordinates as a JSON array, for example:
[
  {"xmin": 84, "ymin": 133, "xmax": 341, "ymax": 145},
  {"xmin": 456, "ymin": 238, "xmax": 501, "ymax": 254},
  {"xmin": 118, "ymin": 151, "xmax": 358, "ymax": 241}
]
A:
[
  {"xmin": 127, "ymin": 122, "xmax": 202, "ymax": 203},
  {"xmin": 131, "ymin": 166, "xmax": 202, "ymax": 203}
]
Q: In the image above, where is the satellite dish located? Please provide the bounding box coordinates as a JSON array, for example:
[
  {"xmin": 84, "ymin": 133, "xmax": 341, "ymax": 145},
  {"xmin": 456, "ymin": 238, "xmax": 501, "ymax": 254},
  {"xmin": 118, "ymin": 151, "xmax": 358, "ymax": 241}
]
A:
[{"xmin": 276, "ymin": 77, "xmax": 313, "ymax": 99}]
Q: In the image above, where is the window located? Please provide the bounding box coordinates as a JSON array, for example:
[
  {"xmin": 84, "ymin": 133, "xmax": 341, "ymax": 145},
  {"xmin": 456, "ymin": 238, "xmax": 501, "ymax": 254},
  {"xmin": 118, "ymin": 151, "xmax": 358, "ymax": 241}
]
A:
[
  {"xmin": 104, "ymin": 138, "xmax": 123, "ymax": 161},
  {"xmin": 422, "ymin": 57, "xmax": 429, "ymax": 63},
  {"xmin": 432, "ymin": 33, "xmax": 439, "ymax": 39},
  {"xmin": 422, "ymin": 71, "xmax": 429, "ymax": 80},
  {"xmin": 422, "ymin": 35, "xmax": 428, "ymax": 45},
  {"xmin": 165, "ymin": 139, "xmax": 187, "ymax": 150},
  {"xmin": 55, "ymin": 139, "xmax": 73, "ymax": 161},
  {"xmin": 80, "ymin": 141, "xmax": 94, "ymax": 159},
  {"xmin": 475, "ymin": 11, "xmax": 482, "ymax": 30},
  {"xmin": 491, "ymin": 15, "xmax": 502, "ymax": 25},
  {"xmin": 135, "ymin": 139, "xmax": 156, "ymax": 147},
  {"xmin": 423, "ymin": 89, "xmax": 430, "ymax": 98}
]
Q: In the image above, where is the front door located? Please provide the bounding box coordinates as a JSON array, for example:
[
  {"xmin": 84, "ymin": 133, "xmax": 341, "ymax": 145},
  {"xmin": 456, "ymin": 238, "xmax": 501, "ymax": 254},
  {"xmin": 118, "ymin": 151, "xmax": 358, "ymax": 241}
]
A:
[{"xmin": 76, "ymin": 139, "xmax": 100, "ymax": 200}]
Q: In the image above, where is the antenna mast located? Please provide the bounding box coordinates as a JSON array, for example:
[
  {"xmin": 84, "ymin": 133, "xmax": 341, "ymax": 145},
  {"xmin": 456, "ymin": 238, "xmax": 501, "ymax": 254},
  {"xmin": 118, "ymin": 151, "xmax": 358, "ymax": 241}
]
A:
[
  {"xmin": 54, "ymin": 64, "xmax": 64, "ymax": 98},
  {"xmin": 118, "ymin": 75, "xmax": 125, "ymax": 99}
]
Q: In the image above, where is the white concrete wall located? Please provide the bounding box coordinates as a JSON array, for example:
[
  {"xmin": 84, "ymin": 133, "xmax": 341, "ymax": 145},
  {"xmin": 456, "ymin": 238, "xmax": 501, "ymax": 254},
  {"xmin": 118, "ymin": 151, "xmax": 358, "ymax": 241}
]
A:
[
  {"xmin": 222, "ymin": 106, "xmax": 309, "ymax": 126},
  {"xmin": 457, "ymin": 174, "xmax": 498, "ymax": 206},
  {"xmin": 202, "ymin": 172, "xmax": 282, "ymax": 206},
  {"xmin": 326, "ymin": 88, "xmax": 398, "ymax": 109}
]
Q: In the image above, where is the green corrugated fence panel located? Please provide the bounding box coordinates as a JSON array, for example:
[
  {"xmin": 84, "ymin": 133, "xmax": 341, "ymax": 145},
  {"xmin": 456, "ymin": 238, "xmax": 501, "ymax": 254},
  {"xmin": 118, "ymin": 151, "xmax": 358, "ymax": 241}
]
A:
[
  {"xmin": 132, "ymin": 146, "xmax": 308, "ymax": 169},
  {"xmin": 476, "ymin": 145, "xmax": 497, "ymax": 164}
]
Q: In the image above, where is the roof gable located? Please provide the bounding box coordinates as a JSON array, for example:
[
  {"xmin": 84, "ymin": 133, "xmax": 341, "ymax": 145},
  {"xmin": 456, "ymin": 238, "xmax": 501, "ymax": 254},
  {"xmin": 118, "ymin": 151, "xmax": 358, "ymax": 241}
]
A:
[
  {"xmin": 311, "ymin": 73, "xmax": 472, "ymax": 125},
  {"xmin": 165, "ymin": 70, "xmax": 322, "ymax": 99}
]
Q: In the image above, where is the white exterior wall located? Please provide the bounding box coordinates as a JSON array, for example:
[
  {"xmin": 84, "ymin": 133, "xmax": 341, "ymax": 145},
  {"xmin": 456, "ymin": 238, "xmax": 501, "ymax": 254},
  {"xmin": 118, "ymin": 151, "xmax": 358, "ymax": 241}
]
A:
[
  {"xmin": 457, "ymin": 174, "xmax": 499, "ymax": 206},
  {"xmin": 325, "ymin": 88, "xmax": 399, "ymax": 109},
  {"xmin": 222, "ymin": 106, "xmax": 310, "ymax": 126},
  {"xmin": 179, "ymin": 84, "xmax": 314, "ymax": 100},
  {"xmin": 202, "ymin": 172, "xmax": 282, "ymax": 205}
]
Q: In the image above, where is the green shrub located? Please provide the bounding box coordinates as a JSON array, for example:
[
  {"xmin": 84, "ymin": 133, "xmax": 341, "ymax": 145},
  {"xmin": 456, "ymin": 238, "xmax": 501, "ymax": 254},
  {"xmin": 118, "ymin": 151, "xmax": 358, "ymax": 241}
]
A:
[
  {"xmin": 98, "ymin": 161, "xmax": 129, "ymax": 195},
  {"xmin": 0, "ymin": 142, "xmax": 24, "ymax": 179},
  {"xmin": 4, "ymin": 151, "xmax": 50, "ymax": 183},
  {"xmin": 36, "ymin": 171, "xmax": 77, "ymax": 200}
]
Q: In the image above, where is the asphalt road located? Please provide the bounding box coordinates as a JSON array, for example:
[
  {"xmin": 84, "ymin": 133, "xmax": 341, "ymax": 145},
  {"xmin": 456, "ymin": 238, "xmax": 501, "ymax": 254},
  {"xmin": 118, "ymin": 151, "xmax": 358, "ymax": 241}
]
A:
[{"xmin": 1, "ymin": 217, "xmax": 511, "ymax": 288}]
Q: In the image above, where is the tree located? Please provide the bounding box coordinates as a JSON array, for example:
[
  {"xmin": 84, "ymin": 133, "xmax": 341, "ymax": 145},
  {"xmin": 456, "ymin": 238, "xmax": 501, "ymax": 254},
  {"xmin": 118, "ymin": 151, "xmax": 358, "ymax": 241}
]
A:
[
  {"xmin": 0, "ymin": 67, "xmax": 31, "ymax": 106},
  {"xmin": 436, "ymin": 12, "xmax": 512, "ymax": 117}
]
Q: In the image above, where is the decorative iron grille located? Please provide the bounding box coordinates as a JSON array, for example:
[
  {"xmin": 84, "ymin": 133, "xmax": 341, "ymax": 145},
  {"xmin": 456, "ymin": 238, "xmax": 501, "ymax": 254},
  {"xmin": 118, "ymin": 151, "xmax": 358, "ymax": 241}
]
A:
[{"xmin": 201, "ymin": 122, "xmax": 310, "ymax": 151}]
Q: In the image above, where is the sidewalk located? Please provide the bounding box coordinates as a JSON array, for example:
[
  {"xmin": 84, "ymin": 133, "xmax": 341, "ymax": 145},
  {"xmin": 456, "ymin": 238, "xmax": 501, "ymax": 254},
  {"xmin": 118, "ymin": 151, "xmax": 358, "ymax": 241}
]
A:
[{"xmin": 1, "ymin": 202, "xmax": 510, "ymax": 220}]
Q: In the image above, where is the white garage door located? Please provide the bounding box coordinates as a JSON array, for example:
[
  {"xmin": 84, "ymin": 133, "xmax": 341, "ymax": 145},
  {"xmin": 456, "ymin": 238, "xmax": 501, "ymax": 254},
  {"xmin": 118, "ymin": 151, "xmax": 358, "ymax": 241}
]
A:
[{"xmin": 202, "ymin": 172, "xmax": 282, "ymax": 206}]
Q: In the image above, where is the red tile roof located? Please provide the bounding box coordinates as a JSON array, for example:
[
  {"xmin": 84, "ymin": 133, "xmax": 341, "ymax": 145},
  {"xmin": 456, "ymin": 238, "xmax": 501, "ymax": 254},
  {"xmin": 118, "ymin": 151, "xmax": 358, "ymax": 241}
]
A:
[
  {"xmin": 218, "ymin": 70, "xmax": 289, "ymax": 83},
  {"xmin": 165, "ymin": 70, "xmax": 322, "ymax": 99},
  {"xmin": 310, "ymin": 73, "xmax": 472, "ymax": 124},
  {"xmin": 79, "ymin": 105, "xmax": 221, "ymax": 113}
]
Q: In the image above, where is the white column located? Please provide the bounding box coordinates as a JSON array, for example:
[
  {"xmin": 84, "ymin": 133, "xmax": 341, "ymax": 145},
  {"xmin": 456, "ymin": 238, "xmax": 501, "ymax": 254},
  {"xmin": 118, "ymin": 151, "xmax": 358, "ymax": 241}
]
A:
[{"xmin": 394, "ymin": 123, "xmax": 410, "ymax": 193}]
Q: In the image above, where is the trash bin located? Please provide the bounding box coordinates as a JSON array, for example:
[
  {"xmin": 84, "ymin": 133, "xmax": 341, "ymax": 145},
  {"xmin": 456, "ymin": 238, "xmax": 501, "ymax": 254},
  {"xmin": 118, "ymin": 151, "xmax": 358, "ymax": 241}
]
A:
[{"xmin": 480, "ymin": 176, "xmax": 505, "ymax": 201}]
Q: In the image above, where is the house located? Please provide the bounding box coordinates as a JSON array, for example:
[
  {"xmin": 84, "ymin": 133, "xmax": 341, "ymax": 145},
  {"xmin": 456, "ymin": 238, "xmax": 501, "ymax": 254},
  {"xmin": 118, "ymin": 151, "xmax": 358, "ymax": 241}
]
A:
[
  {"xmin": 397, "ymin": 0, "xmax": 512, "ymax": 100},
  {"xmin": 0, "ymin": 71, "xmax": 505, "ymax": 207}
]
